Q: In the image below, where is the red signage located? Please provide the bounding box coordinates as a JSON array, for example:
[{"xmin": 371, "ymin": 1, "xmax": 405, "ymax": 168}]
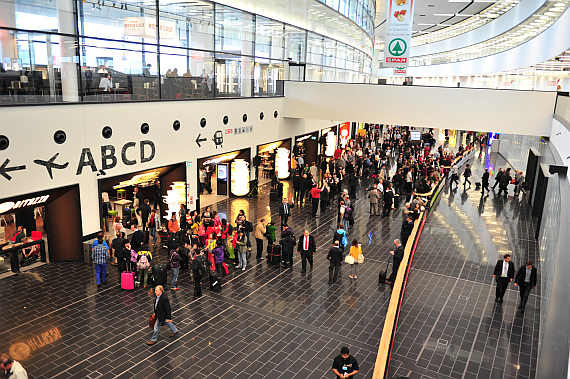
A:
[
  {"xmin": 386, "ymin": 57, "xmax": 407, "ymax": 63},
  {"xmin": 394, "ymin": 69, "xmax": 406, "ymax": 74}
]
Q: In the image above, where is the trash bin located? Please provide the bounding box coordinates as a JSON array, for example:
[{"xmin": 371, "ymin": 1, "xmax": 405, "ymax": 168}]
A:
[{"xmin": 83, "ymin": 239, "xmax": 97, "ymax": 265}]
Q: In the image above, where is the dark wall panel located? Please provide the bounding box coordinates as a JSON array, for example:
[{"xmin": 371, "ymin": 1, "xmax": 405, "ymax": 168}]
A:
[{"xmin": 46, "ymin": 186, "xmax": 83, "ymax": 261}]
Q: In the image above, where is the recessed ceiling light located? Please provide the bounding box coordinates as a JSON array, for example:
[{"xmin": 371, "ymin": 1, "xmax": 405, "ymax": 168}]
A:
[{"xmin": 434, "ymin": 13, "xmax": 454, "ymax": 16}]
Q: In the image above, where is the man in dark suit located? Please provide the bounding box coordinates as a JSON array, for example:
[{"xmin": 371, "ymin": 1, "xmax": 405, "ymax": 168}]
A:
[
  {"xmin": 481, "ymin": 168, "xmax": 490, "ymax": 194},
  {"xmin": 400, "ymin": 215, "xmax": 414, "ymax": 246},
  {"xmin": 279, "ymin": 197, "xmax": 292, "ymax": 227},
  {"xmin": 493, "ymin": 254, "xmax": 515, "ymax": 303},
  {"xmin": 297, "ymin": 229, "xmax": 316, "ymax": 273},
  {"xmin": 293, "ymin": 173, "xmax": 302, "ymax": 205},
  {"xmin": 299, "ymin": 174, "xmax": 310, "ymax": 206},
  {"xmin": 327, "ymin": 241, "xmax": 343, "ymax": 283},
  {"xmin": 130, "ymin": 222, "xmax": 144, "ymax": 252},
  {"xmin": 386, "ymin": 239, "xmax": 404, "ymax": 285},
  {"xmin": 112, "ymin": 231, "xmax": 126, "ymax": 273},
  {"xmin": 138, "ymin": 199, "xmax": 152, "ymax": 232},
  {"xmin": 147, "ymin": 285, "xmax": 178, "ymax": 345},
  {"xmin": 382, "ymin": 185, "xmax": 394, "ymax": 218},
  {"xmin": 514, "ymin": 260, "xmax": 537, "ymax": 313}
]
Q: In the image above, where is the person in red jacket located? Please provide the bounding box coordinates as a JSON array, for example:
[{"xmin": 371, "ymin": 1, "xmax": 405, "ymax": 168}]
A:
[{"xmin": 310, "ymin": 185, "xmax": 322, "ymax": 217}]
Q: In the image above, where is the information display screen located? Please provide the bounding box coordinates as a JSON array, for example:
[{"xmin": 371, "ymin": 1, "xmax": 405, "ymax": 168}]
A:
[
  {"xmin": 217, "ymin": 164, "xmax": 227, "ymax": 181},
  {"xmin": 410, "ymin": 131, "xmax": 421, "ymax": 141}
]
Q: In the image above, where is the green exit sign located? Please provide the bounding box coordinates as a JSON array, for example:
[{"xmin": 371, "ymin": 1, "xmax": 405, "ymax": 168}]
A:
[{"xmin": 186, "ymin": 162, "xmax": 193, "ymax": 167}]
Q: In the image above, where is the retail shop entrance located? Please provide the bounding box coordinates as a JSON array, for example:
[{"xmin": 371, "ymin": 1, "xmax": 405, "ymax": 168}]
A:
[
  {"xmin": 0, "ymin": 185, "xmax": 82, "ymax": 273},
  {"xmin": 256, "ymin": 139, "xmax": 292, "ymax": 185},
  {"xmin": 293, "ymin": 131, "xmax": 319, "ymax": 169},
  {"xmin": 98, "ymin": 163, "xmax": 187, "ymax": 234},
  {"xmin": 197, "ymin": 149, "xmax": 251, "ymax": 209}
]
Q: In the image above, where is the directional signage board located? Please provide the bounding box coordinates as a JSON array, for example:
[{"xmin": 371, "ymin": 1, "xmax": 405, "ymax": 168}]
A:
[{"xmin": 384, "ymin": 0, "xmax": 416, "ymax": 68}]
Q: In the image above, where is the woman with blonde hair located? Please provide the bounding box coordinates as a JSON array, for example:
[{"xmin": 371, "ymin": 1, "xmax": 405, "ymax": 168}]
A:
[{"xmin": 349, "ymin": 239, "xmax": 361, "ymax": 279}]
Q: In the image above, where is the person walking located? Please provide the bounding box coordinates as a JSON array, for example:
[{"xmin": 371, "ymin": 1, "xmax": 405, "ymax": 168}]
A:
[
  {"xmin": 368, "ymin": 184, "xmax": 380, "ymax": 216},
  {"xmin": 297, "ymin": 229, "xmax": 316, "ymax": 273},
  {"xmin": 481, "ymin": 168, "xmax": 490, "ymax": 194},
  {"xmin": 92, "ymin": 235, "xmax": 110, "ymax": 287},
  {"xmin": 331, "ymin": 347, "xmax": 359, "ymax": 379},
  {"xmin": 310, "ymin": 185, "xmax": 322, "ymax": 217},
  {"xmin": 493, "ymin": 254, "xmax": 515, "ymax": 303},
  {"xmin": 255, "ymin": 219, "xmax": 267, "ymax": 259},
  {"xmin": 112, "ymin": 231, "xmax": 126, "ymax": 274},
  {"xmin": 280, "ymin": 230, "xmax": 296, "ymax": 269},
  {"xmin": 348, "ymin": 239, "xmax": 361, "ymax": 279},
  {"xmin": 279, "ymin": 197, "xmax": 292, "ymax": 227},
  {"xmin": 514, "ymin": 170, "xmax": 524, "ymax": 196},
  {"xmin": 386, "ymin": 239, "xmax": 404, "ymax": 285},
  {"xmin": 136, "ymin": 249, "xmax": 153, "ymax": 288},
  {"xmin": 212, "ymin": 240, "xmax": 225, "ymax": 277},
  {"xmin": 327, "ymin": 240, "xmax": 343, "ymax": 283},
  {"xmin": 450, "ymin": 165, "xmax": 459, "ymax": 189},
  {"xmin": 147, "ymin": 208, "xmax": 160, "ymax": 245},
  {"xmin": 463, "ymin": 164, "xmax": 472, "ymax": 189},
  {"xmin": 492, "ymin": 168, "xmax": 503, "ymax": 190},
  {"xmin": 169, "ymin": 244, "xmax": 183, "ymax": 291},
  {"xmin": 320, "ymin": 182, "xmax": 330, "ymax": 212},
  {"xmin": 514, "ymin": 260, "xmax": 537, "ymax": 313},
  {"xmin": 236, "ymin": 230, "xmax": 248, "ymax": 271},
  {"xmin": 138, "ymin": 199, "xmax": 152, "ymax": 232},
  {"xmin": 0, "ymin": 357, "xmax": 28, "ymax": 378},
  {"xmin": 147, "ymin": 285, "xmax": 178, "ymax": 345},
  {"xmin": 293, "ymin": 173, "xmax": 302, "ymax": 204}
]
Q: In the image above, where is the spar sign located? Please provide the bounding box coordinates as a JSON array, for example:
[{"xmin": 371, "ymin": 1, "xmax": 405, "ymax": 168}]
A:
[
  {"xmin": 394, "ymin": 67, "xmax": 407, "ymax": 75},
  {"xmin": 384, "ymin": 0, "xmax": 416, "ymax": 68}
]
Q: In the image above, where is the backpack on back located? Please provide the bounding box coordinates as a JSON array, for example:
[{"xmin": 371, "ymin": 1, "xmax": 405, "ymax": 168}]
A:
[{"xmin": 138, "ymin": 253, "xmax": 150, "ymax": 269}]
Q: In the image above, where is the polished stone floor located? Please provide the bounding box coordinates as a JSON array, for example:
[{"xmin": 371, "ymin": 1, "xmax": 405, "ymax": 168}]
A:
[
  {"xmin": 0, "ymin": 136, "xmax": 540, "ymax": 379},
  {"xmin": 388, "ymin": 149, "xmax": 540, "ymax": 379},
  {"xmin": 0, "ymin": 176, "xmax": 406, "ymax": 379}
]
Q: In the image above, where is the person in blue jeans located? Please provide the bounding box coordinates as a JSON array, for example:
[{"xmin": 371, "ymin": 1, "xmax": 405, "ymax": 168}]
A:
[
  {"xmin": 169, "ymin": 244, "xmax": 183, "ymax": 291},
  {"xmin": 91, "ymin": 236, "xmax": 109, "ymax": 287},
  {"xmin": 147, "ymin": 208, "xmax": 160, "ymax": 246},
  {"xmin": 147, "ymin": 285, "xmax": 178, "ymax": 345}
]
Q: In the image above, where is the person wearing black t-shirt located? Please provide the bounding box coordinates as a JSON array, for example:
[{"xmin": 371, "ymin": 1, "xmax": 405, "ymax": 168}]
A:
[{"xmin": 331, "ymin": 347, "xmax": 359, "ymax": 378}]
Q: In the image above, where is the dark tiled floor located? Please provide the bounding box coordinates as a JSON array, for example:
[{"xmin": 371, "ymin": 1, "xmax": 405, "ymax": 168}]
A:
[
  {"xmin": 0, "ymin": 174, "xmax": 407, "ymax": 379},
  {"xmin": 389, "ymin": 149, "xmax": 540, "ymax": 379}
]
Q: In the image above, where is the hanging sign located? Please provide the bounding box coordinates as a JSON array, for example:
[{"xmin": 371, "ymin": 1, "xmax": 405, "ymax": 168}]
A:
[
  {"xmin": 384, "ymin": 0, "xmax": 416, "ymax": 68},
  {"xmin": 124, "ymin": 17, "xmax": 175, "ymax": 39},
  {"xmin": 393, "ymin": 67, "xmax": 407, "ymax": 76}
]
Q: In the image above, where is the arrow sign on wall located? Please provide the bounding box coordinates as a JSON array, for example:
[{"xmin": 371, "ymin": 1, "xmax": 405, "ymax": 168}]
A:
[
  {"xmin": 0, "ymin": 159, "xmax": 26, "ymax": 181},
  {"xmin": 196, "ymin": 133, "xmax": 207, "ymax": 147}
]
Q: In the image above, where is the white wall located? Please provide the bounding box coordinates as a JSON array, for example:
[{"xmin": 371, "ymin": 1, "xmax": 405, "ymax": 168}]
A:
[
  {"xmin": 551, "ymin": 118, "xmax": 570, "ymax": 184},
  {"xmin": 283, "ymin": 81, "xmax": 556, "ymax": 135},
  {"xmin": 0, "ymin": 98, "xmax": 337, "ymax": 237}
]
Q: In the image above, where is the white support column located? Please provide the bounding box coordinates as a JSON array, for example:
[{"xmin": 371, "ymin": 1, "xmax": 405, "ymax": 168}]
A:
[
  {"xmin": 0, "ymin": 0, "xmax": 17, "ymax": 64},
  {"xmin": 57, "ymin": 0, "xmax": 79, "ymax": 102}
]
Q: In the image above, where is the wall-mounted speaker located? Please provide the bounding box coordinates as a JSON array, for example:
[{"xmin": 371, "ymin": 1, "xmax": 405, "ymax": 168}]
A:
[
  {"xmin": 223, "ymin": 116, "xmax": 229, "ymax": 125},
  {"xmin": 173, "ymin": 120, "xmax": 181, "ymax": 131},
  {"xmin": 200, "ymin": 118, "xmax": 207, "ymax": 128},
  {"xmin": 0, "ymin": 135, "xmax": 9, "ymax": 150},
  {"xmin": 141, "ymin": 123, "xmax": 150, "ymax": 134},
  {"xmin": 260, "ymin": 112, "xmax": 264, "ymax": 120},
  {"xmin": 102, "ymin": 126, "xmax": 112, "ymax": 139},
  {"xmin": 54, "ymin": 130, "xmax": 66, "ymax": 144}
]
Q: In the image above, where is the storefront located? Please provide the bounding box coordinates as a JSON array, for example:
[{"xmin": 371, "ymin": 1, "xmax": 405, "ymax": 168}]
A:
[
  {"xmin": 98, "ymin": 163, "xmax": 187, "ymax": 230},
  {"xmin": 293, "ymin": 131, "xmax": 319, "ymax": 167},
  {"xmin": 197, "ymin": 149, "xmax": 251, "ymax": 208},
  {"xmin": 320, "ymin": 126, "xmax": 338, "ymax": 157},
  {"xmin": 0, "ymin": 185, "xmax": 83, "ymax": 273},
  {"xmin": 256, "ymin": 139, "xmax": 292, "ymax": 185}
]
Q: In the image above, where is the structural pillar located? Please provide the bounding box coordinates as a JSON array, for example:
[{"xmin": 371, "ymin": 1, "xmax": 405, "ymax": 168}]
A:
[{"xmin": 57, "ymin": 0, "xmax": 80, "ymax": 102}]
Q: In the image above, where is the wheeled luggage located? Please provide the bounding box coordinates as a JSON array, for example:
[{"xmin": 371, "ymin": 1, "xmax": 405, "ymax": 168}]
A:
[
  {"xmin": 267, "ymin": 244, "xmax": 281, "ymax": 265},
  {"xmin": 121, "ymin": 270, "xmax": 135, "ymax": 290},
  {"xmin": 153, "ymin": 263, "xmax": 168, "ymax": 286},
  {"xmin": 393, "ymin": 195, "xmax": 401, "ymax": 208},
  {"xmin": 209, "ymin": 270, "xmax": 222, "ymax": 292},
  {"xmin": 379, "ymin": 257, "xmax": 391, "ymax": 284},
  {"xmin": 179, "ymin": 247, "xmax": 189, "ymax": 270},
  {"xmin": 270, "ymin": 188, "xmax": 280, "ymax": 201}
]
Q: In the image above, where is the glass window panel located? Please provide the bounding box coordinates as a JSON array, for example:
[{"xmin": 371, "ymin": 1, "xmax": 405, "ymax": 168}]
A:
[
  {"xmin": 285, "ymin": 25, "xmax": 305, "ymax": 63},
  {"xmin": 9, "ymin": 0, "xmax": 74, "ymax": 32},
  {"xmin": 158, "ymin": 0, "xmax": 214, "ymax": 50},
  {"xmin": 322, "ymin": 66, "xmax": 335, "ymax": 82},
  {"xmin": 307, "ymin": 33, "xmax": 323, "ymax": 65},
  {"xmin": 323, "ymin": 38, "xmax": 335, "ymax": 67},
  {"xmin": 80, "ymin": 0, "xmax": 157, "ymax": 44},
  {"xmin": 254, "ymin": 58, "xmax": 282, "ymax": 97},
  {"xmin": 255, "ymin": 17, "xmax": 284, "ymax": 60},
  {"xmin": 215, "ymin": 6, "xmax": 254, "ymax": 56}
]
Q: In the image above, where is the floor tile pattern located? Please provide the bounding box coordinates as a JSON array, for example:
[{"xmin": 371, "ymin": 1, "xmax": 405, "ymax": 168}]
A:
[{"xmin": 388, "ymin": 149, "xmax": 540, "ymax": 379}]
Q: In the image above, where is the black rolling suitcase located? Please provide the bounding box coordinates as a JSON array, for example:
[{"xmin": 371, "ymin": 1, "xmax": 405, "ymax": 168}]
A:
[
  {"xmin": 153, "ymin": 263, "xmax": 168, "ymax": 286},
  {"xmin": 379, "ymin": 257, "xmax": 391, "ymax": 284},
  {"xmin": 393, "ymin": 195, "xmax": 401, "ymax": 208},
  {"xmin": 209, "ymin": 269, "xmax": 222, "ymax": 292},
  {"xmin": 267, "ymin": 244, "xmax": 281, "ymax": 265},
  {"xmin": 123, "ymin": 207, "xmax": 132, "ymax": 225},
  {"xmin": 270, "ymin": 188, "xmax": 280, "ymax": 201}
]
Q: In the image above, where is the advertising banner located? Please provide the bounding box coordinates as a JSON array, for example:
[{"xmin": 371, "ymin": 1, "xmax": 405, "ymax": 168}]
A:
[
  {"xmin": 339, "ymin": 122, "xmax": 350, "ymax": 148},
  {"xmin": 124, "ymin": 17, "xmax": 175, "ymax": 39},
  {"xmin": 384, "ymin": 0, "xmax": 416, "ymax": 68}
]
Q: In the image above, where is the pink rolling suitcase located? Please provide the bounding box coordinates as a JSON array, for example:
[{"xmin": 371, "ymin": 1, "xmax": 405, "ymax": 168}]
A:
[{"xmin": 121, "ymin": 269, "xmax": 135, "ymax": 290}]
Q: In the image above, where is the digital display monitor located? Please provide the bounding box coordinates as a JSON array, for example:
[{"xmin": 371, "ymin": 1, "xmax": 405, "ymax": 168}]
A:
[
  {"xmin": 410, "ymin": 131, "xmax": 421, "ymax": 141},
  {"xmin": 217, "ymin": 164, "xmax": 227, "ymax": 181}
]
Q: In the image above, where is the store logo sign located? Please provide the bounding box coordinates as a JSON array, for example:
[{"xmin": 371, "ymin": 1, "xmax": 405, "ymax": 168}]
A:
[{"xmin": 0, "ymin": 195, "xmax": 50, "ymax": 214}]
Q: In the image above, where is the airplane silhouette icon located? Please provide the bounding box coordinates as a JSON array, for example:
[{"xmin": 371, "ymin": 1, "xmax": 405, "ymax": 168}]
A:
[{"xmin": 34, "ymin": 153, "xmax": 69, "ymax": 179}]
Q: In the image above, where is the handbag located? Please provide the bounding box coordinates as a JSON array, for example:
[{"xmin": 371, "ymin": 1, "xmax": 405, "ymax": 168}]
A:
[
  {"xmin": 357, "ymin": 252, "xmax": 364, "ymax": 264},
  {"xmin": 344, "ymin": 255, "xmax": 355, "ymax": 264},
  {"xmin": 149, "ymin": 314, "xmax": 157, "ymax": 329}
]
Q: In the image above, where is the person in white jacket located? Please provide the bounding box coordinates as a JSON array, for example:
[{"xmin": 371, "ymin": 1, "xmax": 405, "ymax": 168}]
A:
[{"xmin": 1, "ymin": 358, "xmax": 28, "ymax": 379}]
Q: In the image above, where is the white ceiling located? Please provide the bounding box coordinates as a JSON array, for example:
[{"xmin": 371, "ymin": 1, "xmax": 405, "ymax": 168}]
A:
[{"xmin": 373, "ymin": 0, "xmax": 494, "ymax": 42}]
